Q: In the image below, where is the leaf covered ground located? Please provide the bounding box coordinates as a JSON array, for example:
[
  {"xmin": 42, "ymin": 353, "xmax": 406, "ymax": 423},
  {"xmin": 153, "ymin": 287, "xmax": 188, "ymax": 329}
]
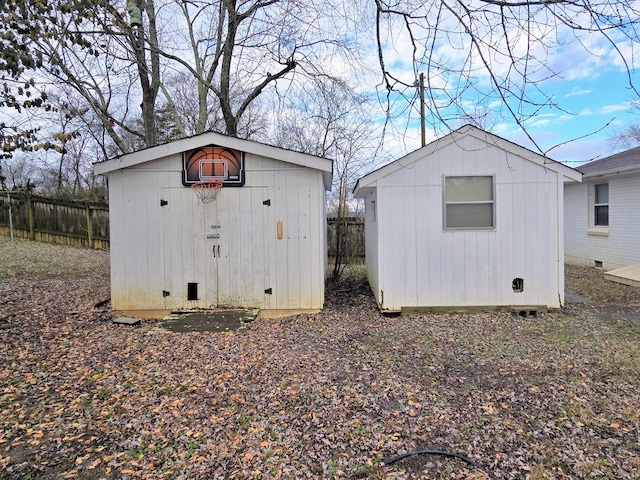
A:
[{"xmin": 1, "ymin": 237, "xmax": 639, "ymax": 479}]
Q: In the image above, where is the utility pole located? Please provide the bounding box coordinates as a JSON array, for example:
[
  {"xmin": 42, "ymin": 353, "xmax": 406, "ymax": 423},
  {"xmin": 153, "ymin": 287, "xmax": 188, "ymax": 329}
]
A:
[{"xmin": 419, "ymin": 72, "xmax": 425, "ymax": 147}]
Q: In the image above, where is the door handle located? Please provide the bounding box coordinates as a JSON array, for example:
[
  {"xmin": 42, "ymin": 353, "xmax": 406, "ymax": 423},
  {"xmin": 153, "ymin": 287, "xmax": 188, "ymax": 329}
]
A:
[
  {"xmin": 213, "ymin": 244, "xmax": 216, "ymax": 257},
  {"xmin": 217, "ymin": 245, "xmax": 220, "ymax": 257}
]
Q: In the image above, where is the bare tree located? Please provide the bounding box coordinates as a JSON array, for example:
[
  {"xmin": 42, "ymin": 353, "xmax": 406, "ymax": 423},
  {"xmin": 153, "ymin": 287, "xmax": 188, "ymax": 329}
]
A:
[
  {"xmin": 373, "ymin": 0, "xmax": 640, "ymax": 152},
  {"xmin": 2, "ymin": 0, "xmax": 362, "ymax": 158},
  {"xmin": 608, "ymin": 100, "xmax": 640, "ymax": 150},
  {"xmin": 272, "ymin": 79, "xmax": 381, "ymax": 278}
]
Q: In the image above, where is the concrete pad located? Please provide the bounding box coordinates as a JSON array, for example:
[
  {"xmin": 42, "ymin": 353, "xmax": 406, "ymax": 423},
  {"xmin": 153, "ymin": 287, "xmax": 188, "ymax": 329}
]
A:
[
  {"xmin": 113, "ymin": 316, "xmax": 141, "ymax": 326},
  {"xmin": 156, "ymin": 309, "xmax": 259, "ymax": 333}
]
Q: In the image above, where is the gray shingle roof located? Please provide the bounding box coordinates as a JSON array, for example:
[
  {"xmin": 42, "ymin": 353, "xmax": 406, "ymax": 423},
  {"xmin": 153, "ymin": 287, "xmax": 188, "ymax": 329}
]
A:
[{"xmin": 578, "ymin": 145, "xmax": 640, "ymax": 175}]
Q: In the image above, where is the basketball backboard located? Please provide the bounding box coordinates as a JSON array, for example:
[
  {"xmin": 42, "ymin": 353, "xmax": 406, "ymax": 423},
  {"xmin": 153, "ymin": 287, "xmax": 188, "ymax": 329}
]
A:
[{"xmin": 182, "ymin": 145, "xmax": 245, "ymax": 186}]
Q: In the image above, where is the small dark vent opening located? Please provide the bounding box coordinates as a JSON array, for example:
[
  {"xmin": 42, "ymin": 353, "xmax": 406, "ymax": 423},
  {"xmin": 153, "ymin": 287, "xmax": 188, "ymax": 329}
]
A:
[
  {"xmin": 187, "ymin": 283, "xmax": 198, "ymax": 301},
  {"xmin": 512, "ymin": 278, "xmax": 524, "ymax": 293},
  {"xmin": 594, "ymin": 260, "xmax": 603, "ymax": 268}
]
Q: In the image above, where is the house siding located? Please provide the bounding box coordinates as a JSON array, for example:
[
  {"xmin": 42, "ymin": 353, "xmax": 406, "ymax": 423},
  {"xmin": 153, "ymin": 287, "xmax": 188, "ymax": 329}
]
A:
[
  {"xmin": 107, "ymin": 151, "xmax": 326, "ymax": 312},
  {"xmin": 565, "ymin": 171, "xmax": 640, "ymax": 270},
  {"xmin": 361, "ymin": 133, "xmax": 566, "ymax": 311}
]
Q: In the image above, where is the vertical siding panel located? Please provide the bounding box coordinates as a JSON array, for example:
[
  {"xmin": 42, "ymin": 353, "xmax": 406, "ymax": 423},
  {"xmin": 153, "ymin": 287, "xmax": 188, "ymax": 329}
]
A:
[
  {"xmin": 387, "ymin": 186, "xmax": 401, "ymax": 309},
  {"xmin": 311, "ymin": 174, "xmax": 325, "ymax": 308},
  {"xmin": 125, "ymin": 173, "xmax": 143, "ymax": 309},
  {"xmin": 492, "ymin": 170, "xmax": 508, "ymax": 305},
  {"xmin": 400, "ymin": 185, "xmax": 417, "ymax": 307},
  {"xmin": 475, "ymin": 232, "xmax": 491, "ymax": 306},
  {"xmin": 272, "ymin": 167, "xmax": 287, "ymax": 309},
  {"xmin": 145, "ymin": 172, "xmax": 161, "ymax": 309},
  {"xmin": 415, "ymin": 184, "xmax": 429, "ymax": 306},
  {"xmin": 364, "ymin": 191, "xmax": 380, "ymax": 305},
  {"xmin": 522, "ymin": 178, "xmax": 538, "ymax": 306},
  {"xmin": 301, "ymin": 171, "xmax": 314, "ymax": 309},
  {"xmin": 108, "ymin": 171, "xmax": 126, "ymax": 310},
  {"xmin": 426, "ymin": 181, "xmax": 442, "ymax": 306},
  {"xmin": 241, "ymin": 187, "xmax": 257, "ymax": 306},
  {"xmin": 552, "ymin": 174, "xmax": 563, "ymax": 307},
  {"xmin": 379, "ymin": 185, "xmax": 393, "ymax": 309},
  {"xmin": 286, "ymin": 169, "xmax": 302, "ymax": 309},
  {"xmin": 222, "ymin": 187, "xmax": 243, "ymax": 305}
]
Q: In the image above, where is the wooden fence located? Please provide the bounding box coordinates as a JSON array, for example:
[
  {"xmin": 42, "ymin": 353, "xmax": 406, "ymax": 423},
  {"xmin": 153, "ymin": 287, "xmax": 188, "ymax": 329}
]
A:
[
  {"xmin": 327, "ymin": 216, "xmax": 365, "ymax": 264},
  {"xmin": 0, "ymin": 192, "xmax": 110, "ymax": 249},
  {"xmin": 0, "ymin": 195, "xmax": 365, "ymax": 261}
]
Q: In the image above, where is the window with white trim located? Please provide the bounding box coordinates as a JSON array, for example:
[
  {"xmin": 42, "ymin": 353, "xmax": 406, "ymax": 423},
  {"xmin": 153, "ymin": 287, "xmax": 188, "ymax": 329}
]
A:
[
  {"xmin": 444, "ymin": 176, "xmax": 494, "ymax": 229},
  {"xmin": 594, "ymin": 183, "xmax": 609, "ymax": 226}
]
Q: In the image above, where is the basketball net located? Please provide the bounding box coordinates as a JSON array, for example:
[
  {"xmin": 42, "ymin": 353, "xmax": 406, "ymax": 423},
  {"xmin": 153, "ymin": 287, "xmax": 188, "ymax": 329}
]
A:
[{"xmin": 191, "ymin": 180, "xmax": 223, "ymax": 204}]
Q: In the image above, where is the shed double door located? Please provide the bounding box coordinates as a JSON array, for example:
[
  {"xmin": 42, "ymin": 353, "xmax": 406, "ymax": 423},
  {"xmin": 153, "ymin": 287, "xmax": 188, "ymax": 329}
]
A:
[{"xmin": 162, "ymin": 186, "xmax": 271, "ymax": 310}]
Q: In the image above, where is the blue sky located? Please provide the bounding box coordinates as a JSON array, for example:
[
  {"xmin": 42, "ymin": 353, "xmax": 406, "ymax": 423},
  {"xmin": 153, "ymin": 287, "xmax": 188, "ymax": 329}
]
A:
[
  {"xmin": 508, "ymin": 68, "xmax": 638, "ymax": 167},
  {"xmin": 374, "ymin": 66, "xmax": 638, "ymax": 169},
  {"xmin": 366, "ymin": 5, "xmax": 640, "ymax": 169}
]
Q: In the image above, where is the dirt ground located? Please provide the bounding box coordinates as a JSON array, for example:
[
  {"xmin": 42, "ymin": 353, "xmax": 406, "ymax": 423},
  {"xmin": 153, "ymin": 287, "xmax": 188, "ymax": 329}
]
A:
[{"xmin": 1, "ymin": 237, "xmax": 640, "ymax": 479}]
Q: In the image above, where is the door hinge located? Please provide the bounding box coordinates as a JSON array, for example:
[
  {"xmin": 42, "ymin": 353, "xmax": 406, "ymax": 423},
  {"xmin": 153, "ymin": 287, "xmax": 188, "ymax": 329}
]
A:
[
  {"xmin": 160, "ymin": 199, "xmax": 168, "ymax": 206},
  {"xmin": 162, "ymin": 290, "xmax": 170, "ymax": 297},
  {"xmin": 263, "ymin": 199, "xmax": 271, "ymax": 206},
  {"xmin": 264, "ymin": 288, "xmax": 272, "ymax": 294}
]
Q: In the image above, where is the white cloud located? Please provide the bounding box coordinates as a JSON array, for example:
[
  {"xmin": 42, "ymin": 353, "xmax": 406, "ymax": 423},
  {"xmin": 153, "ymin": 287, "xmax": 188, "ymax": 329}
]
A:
[
  {"xmin": 566, "ymin": 87, "xmax": 592, "ymax": 97},
  {"xmin": 599, "ymin": 102, "xmax": 632, "ymax": 115}
]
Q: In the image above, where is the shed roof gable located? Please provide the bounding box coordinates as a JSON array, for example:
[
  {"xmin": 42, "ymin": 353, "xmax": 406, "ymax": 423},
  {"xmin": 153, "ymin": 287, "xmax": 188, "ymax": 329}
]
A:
[
  {"xmin": 94, "ymin": 131, "xmax": 333, "ymax": 190},
  {"xmin": 353, "ymin": 125, "xmax": 581, "ymax": 198}
]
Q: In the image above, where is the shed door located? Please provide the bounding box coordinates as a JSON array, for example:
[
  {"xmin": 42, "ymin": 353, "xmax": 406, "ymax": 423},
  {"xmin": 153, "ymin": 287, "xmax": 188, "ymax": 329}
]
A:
[{"xmin": 162, "ymin": 186, "xmax": 271, "ymax": 310}]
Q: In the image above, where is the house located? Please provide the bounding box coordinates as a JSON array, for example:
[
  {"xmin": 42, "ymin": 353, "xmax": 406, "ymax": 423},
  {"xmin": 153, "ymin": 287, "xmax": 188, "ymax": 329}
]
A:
[
  {"xmin": 564, "ymin": 145, "xmax": 640, "ymax": 273},
  {"xmin": 94, "ymin": 132, "xmax": 332, "ymax": 318},
  {"xmin": 353, "ymin": 125, "xmax": 582, "ymax": 313}
]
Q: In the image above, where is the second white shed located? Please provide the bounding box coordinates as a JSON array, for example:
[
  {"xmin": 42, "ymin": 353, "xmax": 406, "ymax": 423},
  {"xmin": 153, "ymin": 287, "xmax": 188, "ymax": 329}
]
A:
[
  {"xmin": 353, "ymin": 125, "xmax": 581, "ymax": 313},
  {"xmin": 94, "ymin": 132, "xmax": 332, "ymax": 318}
]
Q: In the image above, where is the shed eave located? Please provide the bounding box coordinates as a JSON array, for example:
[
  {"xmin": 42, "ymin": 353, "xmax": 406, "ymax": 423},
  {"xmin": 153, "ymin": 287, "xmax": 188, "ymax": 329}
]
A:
[
  {"xmin": 93, "ymin": 131, "xmax": 333, "ymax": 178},
  {"xmin": 354, "ymin": 125, "xmax": 582, "ymax": 191}
]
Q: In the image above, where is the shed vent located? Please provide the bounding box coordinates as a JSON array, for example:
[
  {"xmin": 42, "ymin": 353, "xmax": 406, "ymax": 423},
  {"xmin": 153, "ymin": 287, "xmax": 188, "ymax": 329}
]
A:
[
  {"xmin": 512, "ymin": 278, "xmax": 524, "ymax": 292},
  {"xmin": 187, "ymin": 283, "xmax": 198, "ymax": 301}
]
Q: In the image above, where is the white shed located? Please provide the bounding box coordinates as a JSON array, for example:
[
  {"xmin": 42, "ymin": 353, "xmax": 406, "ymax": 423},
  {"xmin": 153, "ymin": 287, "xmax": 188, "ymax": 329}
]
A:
[
  {"xmin": 353, "ymin": 125, "xmax": 581, "ymax": 313},
  {"xmin": 94, "ymin": 132, "xmax": 332, "ymax": 318},
  {"xmin": 565, "ymin": 146, "xmax": 640, "ymax": 271}
]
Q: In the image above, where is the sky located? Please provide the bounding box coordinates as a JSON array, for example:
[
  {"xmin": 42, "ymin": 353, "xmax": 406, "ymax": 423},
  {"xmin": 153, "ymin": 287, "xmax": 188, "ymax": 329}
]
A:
[
  {"xmin": 362, "ymin": 3, "xmax": 640, "ymax": 170},
  {"xmin": 380, "ymin": 67, "xmax": 638, "ymax": 172},
  {"xmin": 502, "ymin": 68, "xmax": 637, "ymax": 168}
]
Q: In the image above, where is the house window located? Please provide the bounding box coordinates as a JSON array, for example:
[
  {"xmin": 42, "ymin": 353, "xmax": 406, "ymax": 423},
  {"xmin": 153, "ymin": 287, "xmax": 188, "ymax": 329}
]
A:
[
  {"xmin": 444, "ymin": 176, "xmax": 494, "ymax": 229},
  {"xmin": 594, "ymin": 183, "xmax": 609, "ymax": 226}
]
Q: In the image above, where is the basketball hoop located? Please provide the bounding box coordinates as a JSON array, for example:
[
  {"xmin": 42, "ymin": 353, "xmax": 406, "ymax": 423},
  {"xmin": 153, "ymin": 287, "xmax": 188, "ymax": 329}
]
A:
[{"xmin": 191, "ymin": 180, "xmax": 223, "ymax": 204}]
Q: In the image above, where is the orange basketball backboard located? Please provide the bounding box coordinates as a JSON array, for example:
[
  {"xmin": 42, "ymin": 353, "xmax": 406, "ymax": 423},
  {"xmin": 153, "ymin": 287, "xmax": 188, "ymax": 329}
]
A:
[{"xmin": 182, "ymin": 145, "xmax": 245, "ymax": 186}]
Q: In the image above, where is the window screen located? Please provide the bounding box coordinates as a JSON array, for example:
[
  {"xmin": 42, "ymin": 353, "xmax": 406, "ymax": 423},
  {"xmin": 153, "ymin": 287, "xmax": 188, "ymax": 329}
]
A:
[
  {"xmin": 445, "ymin": 176, "xmax": 494, "ymax": 229},
  {"xmin": 594, "ymin": 183, "xmax": 609, "ymax": 226}
]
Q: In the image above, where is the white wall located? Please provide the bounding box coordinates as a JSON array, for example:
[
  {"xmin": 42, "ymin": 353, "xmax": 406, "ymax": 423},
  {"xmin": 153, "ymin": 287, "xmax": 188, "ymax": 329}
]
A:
[
  {"xmin": 373, "ymin": 135, "xmax": 563, "ymax": 311},
  {"xmin": 363, "ymin": 191, "xmax": 380, "ymax": 304},
  {"xmin": 107, "ymin": 152, "xmax": 326, "ymax": 312},
  {"xmin": 565, "ymin": 171, "xmax": 640, "ymax": 270}
]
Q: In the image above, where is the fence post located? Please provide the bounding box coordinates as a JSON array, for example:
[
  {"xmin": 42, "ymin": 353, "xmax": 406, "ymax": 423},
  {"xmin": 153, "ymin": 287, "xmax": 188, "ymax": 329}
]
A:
[
  {"xmin": 85, "ymin": 203, "xmax": 93, "ymax": 248},
  {"xmin": 6, "ymin": 192, "xmax": 14, "ymax": 241},
  {"xmin": 26, "ymin": 194, "xmax": 35, "ymax": 240}
]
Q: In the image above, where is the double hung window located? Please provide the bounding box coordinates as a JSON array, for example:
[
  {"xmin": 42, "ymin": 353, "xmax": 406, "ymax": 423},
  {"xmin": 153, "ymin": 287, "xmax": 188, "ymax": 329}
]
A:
[
  {"xmin": 594, "ymin": 183, "xmax": 609, "ymax": 226},
  {"xmin": 444, "ymin": 176, "xmax": 494, "ymax": 229}
]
